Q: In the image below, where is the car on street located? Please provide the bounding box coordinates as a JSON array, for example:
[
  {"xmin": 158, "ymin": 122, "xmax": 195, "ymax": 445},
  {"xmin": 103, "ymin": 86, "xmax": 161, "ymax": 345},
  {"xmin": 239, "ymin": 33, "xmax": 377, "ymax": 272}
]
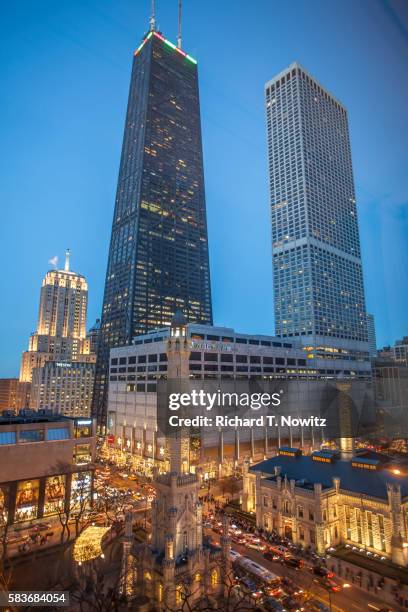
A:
[
  {"xmin": 312, "ymin": 565, "xmax": 334, "ymax": 578},
  {"xmin": 263, "ymin": 596, "xmax": 284, "ymax": 611},
  {"xmin": 282, "ymin": 556, "xmax": 303, "ymax": 569},
  {"xmin": 280, "ymin": 595, "xmax": 304, "ymax": 611},
  {"xmin": 246, "ymin": 541, "xmax": 267, "ymax": 551},
  {"xmin": 229, "ymin": 549, "xmax": 241, "ymax": 561},
  {"xmin": 321, "ymin": 578, "xmax": 340, "ymax": 592},
  {"xmin": 264, "ymin": 550, "xmax": 281, "ymax": 561},
  {"xmin": 239, "ymin": 576, "xmax": 263, "ymax": 600},
  {"xmin": 270, "ymin": 545, "xmax": 288, "ymax": 557},
  {"xmin": 231, "ymin": 534, "xmax": 246, "ymax": 544}
]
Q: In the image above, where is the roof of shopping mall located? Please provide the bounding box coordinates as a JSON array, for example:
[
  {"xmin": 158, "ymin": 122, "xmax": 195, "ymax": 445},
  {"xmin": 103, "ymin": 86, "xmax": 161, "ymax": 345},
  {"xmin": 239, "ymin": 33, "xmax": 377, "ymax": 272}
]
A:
[{"xmin": 0, "ymin": 409, "xmax": 93, "ymax": 426}]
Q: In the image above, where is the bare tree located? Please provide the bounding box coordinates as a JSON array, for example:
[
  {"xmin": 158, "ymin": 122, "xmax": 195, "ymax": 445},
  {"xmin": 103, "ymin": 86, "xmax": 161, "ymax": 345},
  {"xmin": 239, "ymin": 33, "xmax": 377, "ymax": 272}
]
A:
[
  {"xmin": 161, "ymin": 559, "xmax": 259, "ymax": 612},
  {"xmin": 43, "ymin": 463, "xmax": 95, "ymax": 546},
  {"xmin": 93, "ymin": 487, "xmax": 133, "ymax": 529},
  {"xmin": 0, "ymin": 493, "xmax": 13, "ymax": 595}
]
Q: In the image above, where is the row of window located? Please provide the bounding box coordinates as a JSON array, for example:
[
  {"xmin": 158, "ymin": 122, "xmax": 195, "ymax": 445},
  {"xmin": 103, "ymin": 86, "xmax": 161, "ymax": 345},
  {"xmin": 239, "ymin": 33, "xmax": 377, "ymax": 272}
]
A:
[
  {"xmin": 189, "ymin": 352, "xmax": 306, "ymax": 366},
  {"xmin": 111, "ymin": 354, "xmax": 167, "ymax": 366},
  {"xmin": 0, "ymin": 423, "xmax": 92, "ymax": 446},
  {"xmin": 0, "ymin": 427, "xmax": 70, "ymax": 445}
]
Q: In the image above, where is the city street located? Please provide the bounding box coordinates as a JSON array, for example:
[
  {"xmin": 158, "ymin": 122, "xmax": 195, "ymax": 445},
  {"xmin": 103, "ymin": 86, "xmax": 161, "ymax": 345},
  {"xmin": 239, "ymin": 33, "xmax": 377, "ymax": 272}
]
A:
[{"xmin": 205, "ymin": 525, "xmax": 398, "ymax": 611}]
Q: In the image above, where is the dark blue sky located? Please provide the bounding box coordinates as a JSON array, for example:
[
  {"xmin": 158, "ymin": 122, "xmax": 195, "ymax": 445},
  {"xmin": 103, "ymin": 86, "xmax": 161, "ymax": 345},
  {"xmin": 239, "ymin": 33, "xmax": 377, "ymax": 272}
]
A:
[{"xmin": 1, "ymin": 0, "xmax": 407, "ymax": 377}]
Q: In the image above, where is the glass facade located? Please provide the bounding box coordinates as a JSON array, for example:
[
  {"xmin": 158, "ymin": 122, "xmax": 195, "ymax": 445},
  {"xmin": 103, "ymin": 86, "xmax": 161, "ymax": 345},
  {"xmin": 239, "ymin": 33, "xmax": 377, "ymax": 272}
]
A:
[
  {"xmin": 93, "ymin": 32, "xmax": 212, "ymax": 425},
  {"xmin": 265, "ymin": 63, "xmax": 368, "ymax": 344},
  {"xmin": 0, "ymin": 431, "xmax": 16, "ymax": 445},
  {"xmin": 47, "ymin": 427, "xmax": 70, "ymax": 441},
  {"xmin": 19, "ymin": 429, "xmax": 44, "ymax": 443}
]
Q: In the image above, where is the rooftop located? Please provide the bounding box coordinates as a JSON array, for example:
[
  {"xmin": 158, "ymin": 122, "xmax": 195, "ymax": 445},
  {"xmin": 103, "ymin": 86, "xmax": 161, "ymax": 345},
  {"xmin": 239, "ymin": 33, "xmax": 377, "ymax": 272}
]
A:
[
  {"xmin": 264, "ymin": 61, "xmax": 345, "ymax": 109},
  {"xmin": 130, "ymin": 323, "xmax": 299, "ymax": 349},
  {"xmin": 249, "ymin": 453, "xmax": 408, "ymax": 500},
  {"xmin": 134, "ymin": 30, "xmax": 197, "ymax": 65},
  {"xmin": 333, "ymin": 545, "xmax": 408, "ymax": 585},
  {"xmin": 0, "ymin": 410, "xmax": 93, "ymax": 426}
]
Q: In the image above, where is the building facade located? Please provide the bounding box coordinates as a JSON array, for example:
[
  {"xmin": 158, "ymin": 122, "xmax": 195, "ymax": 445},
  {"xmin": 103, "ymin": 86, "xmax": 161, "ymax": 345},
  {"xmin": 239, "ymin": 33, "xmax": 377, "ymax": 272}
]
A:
[
  {"xmin": 105, "ymin": 321, "xmax": 371, "ymax": 477},
  {"xmin": 265, "ymin": 63, "xmax": 369, "ymax": 364},
  {"xmin": 18, "ymin": 252, "xmax": 96, "ymax": 416},
  {"xmin": 367, "ymin": 314, "xmax": 377, "ymax": 358},
  {"xmin": 0, "ymin": 379, "xmax": 18, "ymax": 410},
  {"xmin": 93, "ymin": 28, "xmax": 213, "ymax": 427},
  {"xmin": 83, "ymin": 319, "xmax": 101, "ymax": 356},
  {"xmin": 0, "ymin": 414, "xmax": 96, "ymax": 526},
  {"xmin": 120, "ymin": 315, "xmax": 229, "ymax": 609},
  {"xmin": 373, "ymin": 360, "xmax": 408, "ymax": 417},
  {"xmin": 243, "ymin": 450, "xmax": 408, "ymax": 567},
  {"xmin": 394, "ymin": 337, "xmax": 408, "ymax": 366},
  {"xmin": 20, "ymin": 251, "xmax": 91, "ymax": 384},
  {"xmin": 30, "ymin": 361, "xmax": 95, "ymax": 418}
]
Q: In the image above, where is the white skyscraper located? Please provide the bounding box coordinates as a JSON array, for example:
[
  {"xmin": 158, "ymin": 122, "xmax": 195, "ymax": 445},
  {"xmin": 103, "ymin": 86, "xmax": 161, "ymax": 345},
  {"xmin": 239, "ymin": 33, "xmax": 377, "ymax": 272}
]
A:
[
  {"xmin": 265, "ymin": 63, "xmax": 370, "ymax": 376},
  {"xmin": 19, "ymin": 252, "xmax": 96, "ymax": 417},
  {"xmin": 20, "ymin": 251, "xmax": 91, "ymax": 383}
]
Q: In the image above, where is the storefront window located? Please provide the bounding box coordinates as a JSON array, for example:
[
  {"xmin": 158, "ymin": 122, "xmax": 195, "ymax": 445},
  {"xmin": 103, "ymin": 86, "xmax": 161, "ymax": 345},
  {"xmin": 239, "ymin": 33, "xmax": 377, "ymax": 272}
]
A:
[
  {"xmin": 44, "ymin": 475, "xmax": 66, "ymax": 516},
  {"xmin": 74, "ymin": 420, "xmax": 92, "ymax": 439},
  {"xmin": 15, "ymin": 480, "xmax": 39, "ymax": 522},
  {"xmin": 71, "ymin": 471, "xmax": 92, "ymax": 509},
  {"xmin": 73, "ymin": 443, "xmax": 92, "ymax": 465}
]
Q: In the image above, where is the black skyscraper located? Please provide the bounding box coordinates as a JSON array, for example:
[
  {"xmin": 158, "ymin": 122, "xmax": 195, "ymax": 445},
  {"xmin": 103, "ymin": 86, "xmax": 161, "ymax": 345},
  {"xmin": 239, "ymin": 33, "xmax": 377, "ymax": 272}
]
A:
[{"xmin": 93, "ymin": 29, "xmax": 213, "ymax": 425}]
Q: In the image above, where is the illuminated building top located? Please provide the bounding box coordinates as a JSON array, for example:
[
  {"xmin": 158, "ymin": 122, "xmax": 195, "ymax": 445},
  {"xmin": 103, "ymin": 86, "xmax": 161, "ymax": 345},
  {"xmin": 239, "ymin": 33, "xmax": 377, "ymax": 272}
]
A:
[{"xmin": 134, "ymin": 30, "xmax": 197, "ymax": 64}]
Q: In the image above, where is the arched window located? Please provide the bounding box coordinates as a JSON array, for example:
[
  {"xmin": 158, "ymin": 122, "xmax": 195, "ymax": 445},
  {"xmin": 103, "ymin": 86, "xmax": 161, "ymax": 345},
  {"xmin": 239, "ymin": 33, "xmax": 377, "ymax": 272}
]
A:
[{"xmin": 211, "ymin": 569, "xmax": 218, "ymax": 587}]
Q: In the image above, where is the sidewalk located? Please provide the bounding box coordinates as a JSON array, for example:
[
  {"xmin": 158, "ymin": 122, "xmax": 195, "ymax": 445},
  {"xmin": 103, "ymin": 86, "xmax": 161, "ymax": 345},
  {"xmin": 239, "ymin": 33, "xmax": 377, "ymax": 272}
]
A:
[
  {"xmin": 5, "ymin": 519, "xmax": 75, "ymax": 561},
  {"xmin": 328, "ymin": 548, "xmax": 408, "ymax": 610}
]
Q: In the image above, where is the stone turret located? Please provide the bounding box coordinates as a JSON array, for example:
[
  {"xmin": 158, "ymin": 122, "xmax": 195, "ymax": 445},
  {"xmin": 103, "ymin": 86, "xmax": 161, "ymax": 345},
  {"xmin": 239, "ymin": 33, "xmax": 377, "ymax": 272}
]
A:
[
  {"xmin": 167, "ymin": 310, "xmax": 190, "ymax": 379},
  {"xmin": 220, "ymin": 514, "xmax": 232, "ymax": 598},
  {"xmin": 387, "ymin": 483, "xmax": 408, "ymax": 565}
]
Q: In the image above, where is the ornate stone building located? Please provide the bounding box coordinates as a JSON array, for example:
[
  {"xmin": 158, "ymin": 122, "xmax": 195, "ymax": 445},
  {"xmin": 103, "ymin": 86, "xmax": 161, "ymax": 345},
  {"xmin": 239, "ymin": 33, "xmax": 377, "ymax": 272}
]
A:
[
  {"xmin": 243, "ymin": 449, "xmax": 408, "ymax": 566},
  {"xmin": 20, "ymin": 251, "xmax": 93, "ymax": 384},
  {"xmin": 120, "ymin": 313, "xmax": 231, "ymax": 610},
  {"xmin": 17, "ymin": 251, "xmax": 97, "ymax": 416}
]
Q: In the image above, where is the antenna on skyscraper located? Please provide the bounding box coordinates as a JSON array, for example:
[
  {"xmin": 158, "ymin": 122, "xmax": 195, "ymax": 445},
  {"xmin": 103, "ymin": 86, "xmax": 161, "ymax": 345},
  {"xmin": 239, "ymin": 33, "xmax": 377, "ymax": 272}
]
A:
[
  {"xmin": 64, "ymin": 249, "xmax": 70, "ymax": 272},
  {"xmin": 177, "ymin": 0, "xmax": 182, "ymax": 49},
  {"xmin": 150, "ymin": 0, "xmax": 156, "ymax": 31}
]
